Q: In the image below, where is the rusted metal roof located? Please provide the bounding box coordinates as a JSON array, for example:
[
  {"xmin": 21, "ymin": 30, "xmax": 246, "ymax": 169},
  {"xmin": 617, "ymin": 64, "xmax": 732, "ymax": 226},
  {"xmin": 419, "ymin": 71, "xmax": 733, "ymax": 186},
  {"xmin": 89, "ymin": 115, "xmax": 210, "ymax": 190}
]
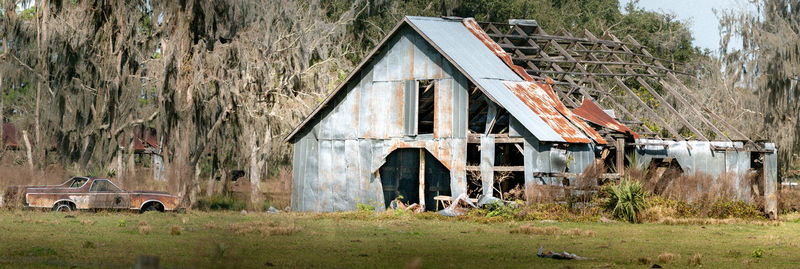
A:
[
  {"xmin": 463, "ymin": 18, "xmax": 606, "ymax": 145},
  {"xmin": 573, "ymin": 99, "xmax": 640, "ymax": 139},
  {"xmin": 503, "ymin": 81, "xmax": 591, "ymax": 143}
]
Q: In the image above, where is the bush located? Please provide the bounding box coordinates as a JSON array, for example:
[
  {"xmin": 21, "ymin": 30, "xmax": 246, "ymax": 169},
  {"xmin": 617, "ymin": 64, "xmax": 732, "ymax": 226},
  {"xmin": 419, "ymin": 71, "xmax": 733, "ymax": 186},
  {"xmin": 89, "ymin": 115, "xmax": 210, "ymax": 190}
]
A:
[
  {"xmin": 707, "ymin": 199, "xmax": 763, "ymax": 219},
  {"xmin": 195, "ymin": 194, "xmax": 246, "ymax": 211},
  {"xmin": 603, "ymin": 179, "xmax": 648, "ymax": 223}
]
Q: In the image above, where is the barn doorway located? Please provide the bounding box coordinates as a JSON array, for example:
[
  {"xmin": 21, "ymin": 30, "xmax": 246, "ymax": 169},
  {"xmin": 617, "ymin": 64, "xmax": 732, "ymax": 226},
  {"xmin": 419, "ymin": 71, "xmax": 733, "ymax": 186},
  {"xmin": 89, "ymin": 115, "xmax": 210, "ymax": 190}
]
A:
[{"xmin": 379, "ymin": 148, "xmax": 451, "ymax": 211}]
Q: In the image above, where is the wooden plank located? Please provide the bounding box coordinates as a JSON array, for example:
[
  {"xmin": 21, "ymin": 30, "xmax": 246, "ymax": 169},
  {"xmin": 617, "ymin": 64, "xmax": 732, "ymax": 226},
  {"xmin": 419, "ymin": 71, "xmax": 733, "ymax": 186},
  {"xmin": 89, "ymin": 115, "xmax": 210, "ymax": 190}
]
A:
[{"xmin": 466, "ymin": 166, "xmax": 525, "ymax": 172}]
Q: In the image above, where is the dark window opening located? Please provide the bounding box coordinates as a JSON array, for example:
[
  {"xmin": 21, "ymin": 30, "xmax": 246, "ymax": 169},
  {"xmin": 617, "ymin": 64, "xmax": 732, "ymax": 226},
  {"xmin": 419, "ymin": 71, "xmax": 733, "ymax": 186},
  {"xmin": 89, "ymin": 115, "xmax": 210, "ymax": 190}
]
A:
[
  {"xmin": 494, "ymin": 144, "xmax": 524, "ymax": 167},
  {"xmin": 417, "ymin": 80, "xmax": 435, "ymax": 135},
  {"xmin": 494, "ymin": 171, "xmax": 525, "ymax": 200}
]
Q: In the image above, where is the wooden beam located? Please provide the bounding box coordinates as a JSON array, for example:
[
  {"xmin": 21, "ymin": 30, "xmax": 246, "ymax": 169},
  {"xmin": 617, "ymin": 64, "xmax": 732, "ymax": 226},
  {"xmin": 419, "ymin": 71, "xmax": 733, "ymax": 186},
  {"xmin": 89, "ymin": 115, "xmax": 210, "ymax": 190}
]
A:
[
  {"xmin": 466, "ymin": 166, "xmax": 525, "ymax": 172},
  {"xmin": 616, "ymin": 138, "xmax": 625, "ymax": 177},
  {"xmin": 547, "ymin": 29, "xmax": 683, "ymax": 140},
  {"xmin": 467, "ymin": 134, "xmax": 524, "ymax": 144}
]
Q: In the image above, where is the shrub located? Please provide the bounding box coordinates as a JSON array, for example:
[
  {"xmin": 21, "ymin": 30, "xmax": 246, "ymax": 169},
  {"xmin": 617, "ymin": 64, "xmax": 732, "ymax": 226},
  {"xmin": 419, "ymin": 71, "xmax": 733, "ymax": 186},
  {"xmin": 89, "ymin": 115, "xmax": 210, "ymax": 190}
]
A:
[
  {"xmin": 752, "ymin": 248, "xmax": 764, "ymax": 258},
  {"xmin": 707, "ymin": 199, "xmax": 762, "ymax": 219},
  {"xmin": 170, "ymin": 225, "xmax": 182, "ymax": 236},
  {"xmin": 658, "ymin": 252, "xmax": 677, "ymax": 263},
  {"xmin": 603, "ymin": 179, "xmax": 648, "ymax": 222},
  {"xmin": 688, "ymin": 253, "xmax": 702, "ymax": 266},
  {"xmin": 195, "ymin": 194, "xmax": 246, "ymax": 211}
]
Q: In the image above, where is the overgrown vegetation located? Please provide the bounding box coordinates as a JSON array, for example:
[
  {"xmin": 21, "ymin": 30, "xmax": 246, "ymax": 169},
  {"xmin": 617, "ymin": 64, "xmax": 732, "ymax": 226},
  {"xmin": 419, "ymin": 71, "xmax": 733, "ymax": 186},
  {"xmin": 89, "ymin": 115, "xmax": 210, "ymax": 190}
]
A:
[
  {"xmin": 602, "ymin": 179, "xmax": 648, "ymax": 223},
  {"xmin": 194, "ymin": 194, "xmax": 246, "ymax": 211}
]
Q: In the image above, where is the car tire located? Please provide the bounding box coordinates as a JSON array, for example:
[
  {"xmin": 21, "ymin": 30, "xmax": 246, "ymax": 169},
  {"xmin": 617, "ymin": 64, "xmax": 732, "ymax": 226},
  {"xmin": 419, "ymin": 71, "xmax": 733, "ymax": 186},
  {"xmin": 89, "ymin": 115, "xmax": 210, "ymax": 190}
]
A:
[
  {"xmin": 141, "ymin": 203, "xmax": 162, "ymax": 213},
  {"xmin": 53, "ymin": 203, "xmax": 72, "ymax": 212}
]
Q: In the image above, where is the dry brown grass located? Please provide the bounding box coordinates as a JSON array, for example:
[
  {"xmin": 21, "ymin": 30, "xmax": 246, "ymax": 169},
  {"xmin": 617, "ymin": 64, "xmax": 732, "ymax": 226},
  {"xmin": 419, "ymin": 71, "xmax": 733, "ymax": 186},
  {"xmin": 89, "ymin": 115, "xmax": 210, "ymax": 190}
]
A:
[
  {"xmin": 80, "ymin": 219, "xmax": 96, "ymax": 226},
  {"xmin": 639, "ymin": 205, "xmax": 678, "ymax": 223},
  {"xmin": 525, "ymin": 184, "xmax": 565, "ymax": 204},
  {"xmin": 779, "ymin": 188, "xmax": 800, "ymax": 212},
  {"xmin": 509, "ymin": 225, "xmax": 595, "ymax": 237},
  {"xmin": 204, "ymin": 222, "xmax": 217, "ymax": 229},
  {"xmin": 139, "ymin": 225, "xmax": 152, "ymax": 235},
  {"xmin": 658, "ymin": 252, "xmax": 677, "ymax": 263},
  {"xmin": 170, "ymin": 225, "xmax": 182, "ymax": 236},
  {"xmin": 688, "ymin": 253, "xmax": 702, "ymax": 266},
  {"xmin": 661, "ymin": 172, "xmax": 749, "ymax": 203},
  {"xmin": 138, "ymin": 220, "xmax": 148, "ymax": 227}
]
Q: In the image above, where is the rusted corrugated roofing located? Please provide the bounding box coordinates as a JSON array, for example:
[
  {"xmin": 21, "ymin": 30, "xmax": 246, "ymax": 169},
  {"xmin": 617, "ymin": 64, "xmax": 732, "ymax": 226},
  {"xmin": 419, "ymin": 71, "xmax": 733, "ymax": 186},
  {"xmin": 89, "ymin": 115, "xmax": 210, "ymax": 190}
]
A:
[
  {"xmin": 503, "ymin": 81, "xmax": 591, "ymax": 143},
  {"xmin": 463, "ymin": 18, "xmax": 606, "ymax": 145},
  {"xmin": 573, "ymin": 99, "xmax": 640, "ymax": 139}
]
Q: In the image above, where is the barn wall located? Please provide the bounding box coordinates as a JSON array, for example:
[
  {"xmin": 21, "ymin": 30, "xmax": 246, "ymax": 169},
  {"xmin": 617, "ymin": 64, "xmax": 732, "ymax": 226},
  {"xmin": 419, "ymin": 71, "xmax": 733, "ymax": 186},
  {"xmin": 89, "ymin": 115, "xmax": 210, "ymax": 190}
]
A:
[
  {"xmin": 633, "ymin": 139, "xmax": 778, "ymax": 211},
  {"xmin": 291, "ymin": 26, "xmax": 469, "ymax": 212}
]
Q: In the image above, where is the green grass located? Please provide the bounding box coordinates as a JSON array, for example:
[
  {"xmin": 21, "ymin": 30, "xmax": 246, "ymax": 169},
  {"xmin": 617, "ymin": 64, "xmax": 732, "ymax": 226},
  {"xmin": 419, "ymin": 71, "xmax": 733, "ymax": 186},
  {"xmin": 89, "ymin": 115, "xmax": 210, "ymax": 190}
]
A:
[{"xmin": 0, "ymin": 210, "xmax": 798, "ymax": 268}]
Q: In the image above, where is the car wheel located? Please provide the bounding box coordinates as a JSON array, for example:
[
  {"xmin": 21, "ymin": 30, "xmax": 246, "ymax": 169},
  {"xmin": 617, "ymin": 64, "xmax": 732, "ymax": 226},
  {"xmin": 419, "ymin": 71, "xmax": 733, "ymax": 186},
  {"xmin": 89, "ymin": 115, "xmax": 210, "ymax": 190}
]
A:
[
  {"xmin": 141, "ymin": 203, "xmax": 162, "ymax": 213},
  {"xmin": 53, "ymin": 203, "xmax": 72, "ymax": 212}
]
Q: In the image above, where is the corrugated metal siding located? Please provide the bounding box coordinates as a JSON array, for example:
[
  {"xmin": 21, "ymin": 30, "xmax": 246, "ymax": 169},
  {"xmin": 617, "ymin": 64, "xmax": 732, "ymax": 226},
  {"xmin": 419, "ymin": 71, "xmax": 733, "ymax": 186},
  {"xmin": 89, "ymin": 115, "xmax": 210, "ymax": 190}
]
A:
[
  {"xmin": 478, "ymin": 79, "xmax": 566, "ymax": 142},
  {"xmin": 573, "ymin": 98, "xmax": 640, "ymax": 139},
  {"xmin": 480, "ymin": 135, "xmax": 495, "ymax": 197},
  {"xmin": 504, "ymin": 81, "xmax": 591, "ymax": 143},
  {"xmin": 434, "ymin": 79, "xmax": 454, "ymax": 138},
  {"xmin": 291, "ymin": 24, "xmax": 474, "ymax": 211}
]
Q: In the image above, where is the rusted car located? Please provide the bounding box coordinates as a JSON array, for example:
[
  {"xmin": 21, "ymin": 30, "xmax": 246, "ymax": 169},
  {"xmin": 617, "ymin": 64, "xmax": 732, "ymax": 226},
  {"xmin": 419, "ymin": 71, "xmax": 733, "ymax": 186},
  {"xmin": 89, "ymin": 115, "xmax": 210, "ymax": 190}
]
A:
[{"xmin": 7, "ymin": 177, "xmax": 182, "ymax": 213}]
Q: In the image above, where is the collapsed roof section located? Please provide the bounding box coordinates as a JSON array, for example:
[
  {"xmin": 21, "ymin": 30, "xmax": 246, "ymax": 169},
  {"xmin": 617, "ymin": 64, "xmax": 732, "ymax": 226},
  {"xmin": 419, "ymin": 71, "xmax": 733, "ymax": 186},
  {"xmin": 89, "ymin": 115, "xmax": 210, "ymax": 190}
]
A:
[{"xmin": 475, "ymin": 20, "xmax": 752, "ymax": 145}]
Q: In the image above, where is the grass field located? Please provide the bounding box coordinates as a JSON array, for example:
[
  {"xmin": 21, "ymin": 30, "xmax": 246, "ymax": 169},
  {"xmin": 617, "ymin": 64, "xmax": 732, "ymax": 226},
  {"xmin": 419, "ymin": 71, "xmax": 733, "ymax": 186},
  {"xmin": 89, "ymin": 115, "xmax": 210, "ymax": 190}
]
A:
[{"xmin": 0, "ymin": 210, "xmax": 798, "ymax": 268}]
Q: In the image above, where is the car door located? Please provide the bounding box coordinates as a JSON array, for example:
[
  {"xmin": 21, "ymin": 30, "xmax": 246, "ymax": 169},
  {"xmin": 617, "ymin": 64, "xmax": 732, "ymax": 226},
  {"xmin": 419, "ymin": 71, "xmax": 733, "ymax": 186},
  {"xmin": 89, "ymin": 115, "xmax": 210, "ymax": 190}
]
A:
[{"xmin": 88, "ymin": 179, "xmax": 130, "ymax": 209}]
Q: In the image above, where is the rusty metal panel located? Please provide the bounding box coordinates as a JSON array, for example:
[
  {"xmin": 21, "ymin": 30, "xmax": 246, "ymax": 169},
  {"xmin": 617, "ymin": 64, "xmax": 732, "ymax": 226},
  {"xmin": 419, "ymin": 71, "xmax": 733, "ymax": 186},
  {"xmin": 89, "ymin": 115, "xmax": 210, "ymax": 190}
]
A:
[
  {"xmin": 480, "ymin": 135, "xmax": 495, "ymax": 197},
  {"xmin": 478, "ymin": 79, "xmax": 566, "ymax": 142},
  {"xmin": 434, "ymin": 79, "xmax": 454, "ymax": 138},
  {"xmin": 504, "ymin": 81, "xmax": 591, "ymax": 143},
  {"xmin": 573, "ymin": 99, "xmax": 640, "ymax": 139}
]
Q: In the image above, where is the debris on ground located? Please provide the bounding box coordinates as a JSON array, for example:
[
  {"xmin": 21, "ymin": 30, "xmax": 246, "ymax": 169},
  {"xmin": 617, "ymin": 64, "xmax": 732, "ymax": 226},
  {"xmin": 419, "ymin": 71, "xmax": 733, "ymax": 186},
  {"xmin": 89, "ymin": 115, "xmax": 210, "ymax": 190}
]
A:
[
  {"xmin": 390, "ymin": 199, "xmax": 424, "ymax": 213},
  {"xmin": 267, "ymin": 206, "xmax": 280, "ymax": 214},
  {"xmin": 537, "ymin": 246, "xmax": 592, "ymax": 260},
  {"xmin": 436, "ymin": 193, "xmax": 477, "ymax": 217},
  {"xmin": 240, "ymin": 210, "xmax": 248, "ymax": 215}
]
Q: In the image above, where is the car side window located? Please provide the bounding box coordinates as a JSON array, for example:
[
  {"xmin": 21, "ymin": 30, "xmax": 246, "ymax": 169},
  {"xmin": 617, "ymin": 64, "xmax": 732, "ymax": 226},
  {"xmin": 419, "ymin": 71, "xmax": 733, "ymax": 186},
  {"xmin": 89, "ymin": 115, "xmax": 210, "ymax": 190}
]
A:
[
  {"xmin": 70, "ymin": 178, "xmax": 87, "ymax": 188},
  {"xmin": 89, "ymin": 180, "xmax": 120, "ymax": 192}
]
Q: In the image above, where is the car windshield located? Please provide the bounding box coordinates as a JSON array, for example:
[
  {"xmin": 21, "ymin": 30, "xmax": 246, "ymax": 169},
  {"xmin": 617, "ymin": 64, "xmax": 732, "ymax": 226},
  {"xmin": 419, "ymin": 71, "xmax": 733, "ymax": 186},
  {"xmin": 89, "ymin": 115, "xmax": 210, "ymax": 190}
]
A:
[
  {"xmin": 89, "ymin": 180, "xmax": 120, "ymax": 192},
  {"xmin": 69, "ymin": 178, "xmax": 88, "ymax": 188}
]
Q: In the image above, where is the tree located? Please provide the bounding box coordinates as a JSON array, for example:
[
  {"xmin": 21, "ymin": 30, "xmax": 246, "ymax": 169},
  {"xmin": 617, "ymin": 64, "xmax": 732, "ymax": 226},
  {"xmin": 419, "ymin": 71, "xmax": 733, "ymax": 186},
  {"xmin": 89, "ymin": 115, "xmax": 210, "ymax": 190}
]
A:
[{"xmin": 719, "ymin": 0, "xmax": 800, "ymax": 169}]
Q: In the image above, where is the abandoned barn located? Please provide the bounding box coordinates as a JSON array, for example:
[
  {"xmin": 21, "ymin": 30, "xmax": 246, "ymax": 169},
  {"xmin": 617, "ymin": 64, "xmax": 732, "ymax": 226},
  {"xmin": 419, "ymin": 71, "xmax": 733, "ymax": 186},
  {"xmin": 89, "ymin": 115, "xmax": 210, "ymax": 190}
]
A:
[{"xmin": 285, "ymin": 16, "xmax": 778, "ymax": 217}]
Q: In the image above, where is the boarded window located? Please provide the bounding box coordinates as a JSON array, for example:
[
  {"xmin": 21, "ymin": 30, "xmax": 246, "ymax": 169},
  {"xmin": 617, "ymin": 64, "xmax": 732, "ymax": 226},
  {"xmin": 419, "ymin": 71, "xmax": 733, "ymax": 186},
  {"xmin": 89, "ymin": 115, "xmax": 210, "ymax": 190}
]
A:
[{"xmin": 417, "ymin": 80, "xmax": 435, "ymax": 135}]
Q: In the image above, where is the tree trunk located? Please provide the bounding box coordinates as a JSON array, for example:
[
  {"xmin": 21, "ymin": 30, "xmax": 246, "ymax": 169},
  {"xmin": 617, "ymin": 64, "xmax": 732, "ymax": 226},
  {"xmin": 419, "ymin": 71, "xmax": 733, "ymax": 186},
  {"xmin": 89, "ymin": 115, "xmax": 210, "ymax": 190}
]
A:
[
  {"xmin": 248, "ymin": 130, "xmax": 263, "ymax": 208},
  {"xmin": 22, "ymin": 131, "xmax": 33, "ymax": 170}
]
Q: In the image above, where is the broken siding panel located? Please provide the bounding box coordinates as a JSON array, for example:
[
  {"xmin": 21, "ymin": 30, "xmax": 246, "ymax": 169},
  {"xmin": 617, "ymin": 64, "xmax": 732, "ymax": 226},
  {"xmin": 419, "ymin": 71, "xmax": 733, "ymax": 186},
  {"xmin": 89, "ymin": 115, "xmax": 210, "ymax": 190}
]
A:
[
  {"xmin": 390, "ymin": 82, "xmax": 406, "ymax": 138},
  {"xmin": 358, "ymin": 139, "xmax": 376, "ymax": 208},
  {"xmin": 567, "ymin": 144, "xmax": 594, "ymax": 183},
  {"xmin": 480, "ymin": 135, "xmax": 495, "ymax": 197},
  {"xmin": 332, "ymin": 140, "xmax": 347, "ymax": 211},
  {"xmin": 434, "ymin": 79, "xmax": 454, "ymax": 138},
  {"xmin": 549, "ymin": 147, "xmax": 568, "ymax": 185},
  {"xmin": 450, "ymin": 138, "xmax": 468, "ymax": 198}
]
